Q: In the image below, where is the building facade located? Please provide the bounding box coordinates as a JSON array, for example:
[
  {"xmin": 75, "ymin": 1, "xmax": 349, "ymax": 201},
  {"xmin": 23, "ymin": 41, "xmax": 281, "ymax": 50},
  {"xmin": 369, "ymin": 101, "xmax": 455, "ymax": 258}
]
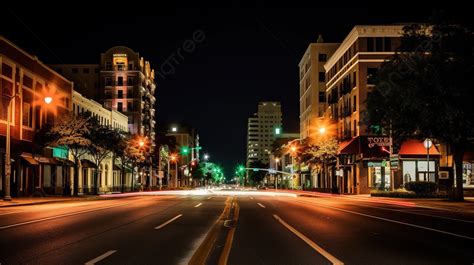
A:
[
  {"xmin": 0, "ymin": 36, "xmax": 73, "ymax": 197},
  {"xmin": 299, "ymin": 37, "xmax": 339, "ymax": 140},
  {"xmin": 51, "ymin": 46, "xmax": 157, "ymax": 147},
  {"xmin": 71, "ymin": 91, "xmax": 129, "ymax": 194},
  {"xmin": 323, "ymin": 25, "xmax": 405, "ymax": 194},
  {"xmin": 246, "ymin": 102, "xmax": 282, "ymax": 166},
  {"xmin": 165, "ymin": 124, "xmax": 198, "ymax": 187}
]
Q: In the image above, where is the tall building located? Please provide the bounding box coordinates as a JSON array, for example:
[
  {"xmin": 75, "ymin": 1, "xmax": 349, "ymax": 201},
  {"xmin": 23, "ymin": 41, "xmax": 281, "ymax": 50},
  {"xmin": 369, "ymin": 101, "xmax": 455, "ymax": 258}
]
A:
[
  {"xmin": 0, "ymin": 36, "xmax": 73, "ymax": 197},
  {"xmin": 324, "ymin": 25, "xmax": 404, "ymax": 194},
  {"xmin": 299, "ymin": 36, "xmax": 339, "ymax": 140},
  {"xmin": 246, "ymin": 102, "xmax": 282, "ymax": 166},
  {"xmin": 50, "ymin": 46, "xmax": 157, "ymax": 148}
]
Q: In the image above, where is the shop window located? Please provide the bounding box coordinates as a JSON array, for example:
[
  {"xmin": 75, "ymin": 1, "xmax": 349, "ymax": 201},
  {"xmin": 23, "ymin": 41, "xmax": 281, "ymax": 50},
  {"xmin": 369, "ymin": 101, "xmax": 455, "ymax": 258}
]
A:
[
  {"xmin": 464, "ymin": 163, "xmax": 474, "ymax": 187},
  {"xmin": 402, "ymin": 161, "xmax": 416, "ymax": 183}
]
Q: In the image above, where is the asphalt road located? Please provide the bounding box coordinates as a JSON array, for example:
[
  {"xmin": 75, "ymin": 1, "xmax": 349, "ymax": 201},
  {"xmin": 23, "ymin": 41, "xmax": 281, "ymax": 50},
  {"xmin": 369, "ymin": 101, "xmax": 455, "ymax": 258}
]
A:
[{"xmin": 0, "ymin": 192, "xmax": 473, "ymax": 265}]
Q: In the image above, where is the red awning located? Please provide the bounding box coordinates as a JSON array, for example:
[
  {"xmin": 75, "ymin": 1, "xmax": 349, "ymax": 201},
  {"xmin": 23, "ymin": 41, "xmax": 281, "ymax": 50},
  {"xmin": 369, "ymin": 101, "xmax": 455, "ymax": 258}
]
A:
[
  {"xmin": 339, "ymin": 136, "xmax": 390, "ymax": 159},
  {"xmin": 398, "ymin": 139, "xmax": 440, "ymax": 156}
]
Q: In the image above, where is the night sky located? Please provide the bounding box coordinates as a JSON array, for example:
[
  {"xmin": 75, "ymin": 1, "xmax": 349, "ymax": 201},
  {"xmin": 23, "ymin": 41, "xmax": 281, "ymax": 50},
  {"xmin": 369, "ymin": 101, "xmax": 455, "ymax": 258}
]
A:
[{"xmin": 1, "ymin": 7, "xmax": 467, "ymax": 176}]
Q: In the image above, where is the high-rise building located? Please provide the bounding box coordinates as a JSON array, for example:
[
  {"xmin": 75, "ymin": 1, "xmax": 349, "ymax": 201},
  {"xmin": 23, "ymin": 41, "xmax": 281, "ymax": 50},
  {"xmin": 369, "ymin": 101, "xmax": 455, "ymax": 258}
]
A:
[
  {"xmin": 246, "ymin": 102, "xmax": 282, "ymax": 166},
  {"xmin": 50, "ymin": 46, "xmax": 157, "ymax": 148},
  {"xmin": 299, "ymin": 35, "xmax": 339, "ymax": 140}
]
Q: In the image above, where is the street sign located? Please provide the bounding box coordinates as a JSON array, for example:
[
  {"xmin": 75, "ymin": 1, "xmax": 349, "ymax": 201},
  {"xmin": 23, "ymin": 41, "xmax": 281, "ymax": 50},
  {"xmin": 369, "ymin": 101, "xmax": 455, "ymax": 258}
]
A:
[{"xmin": 390, "ymin": 154, "xmax": 399, "ymax": 170}]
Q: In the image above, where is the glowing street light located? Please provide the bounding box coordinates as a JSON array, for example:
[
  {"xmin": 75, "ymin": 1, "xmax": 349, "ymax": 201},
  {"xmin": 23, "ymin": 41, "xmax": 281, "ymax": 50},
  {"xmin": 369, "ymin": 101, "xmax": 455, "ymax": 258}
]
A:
[
  {"xmin": 319, "ymin": 127, "xmax": 326, "ymax": 134},
  {"xmin": 44, "ymin": 96, "xmax": 53, "ymax": 105},
  {"xmin": 204, "ymin": 154, "xmax": 209, "ymax": 161}
]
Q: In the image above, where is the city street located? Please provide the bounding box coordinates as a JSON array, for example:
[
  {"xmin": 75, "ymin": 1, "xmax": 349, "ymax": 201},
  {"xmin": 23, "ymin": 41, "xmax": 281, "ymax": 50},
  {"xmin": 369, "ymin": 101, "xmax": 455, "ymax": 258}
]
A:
[{"xmin": 1, "ymin": 191, "xmax": 473, "ymax": 265}]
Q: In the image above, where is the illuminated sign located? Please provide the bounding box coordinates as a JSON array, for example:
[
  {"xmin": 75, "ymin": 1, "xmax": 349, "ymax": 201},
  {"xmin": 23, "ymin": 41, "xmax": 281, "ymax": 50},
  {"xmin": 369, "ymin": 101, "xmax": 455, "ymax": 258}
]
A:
[
  {"xmin": 367, "ymin": 137, "xmax": 390, "ymax": 148},
  {"xmin": 113, "ymin": 54, "xmax": 127, "ymax": 57}
]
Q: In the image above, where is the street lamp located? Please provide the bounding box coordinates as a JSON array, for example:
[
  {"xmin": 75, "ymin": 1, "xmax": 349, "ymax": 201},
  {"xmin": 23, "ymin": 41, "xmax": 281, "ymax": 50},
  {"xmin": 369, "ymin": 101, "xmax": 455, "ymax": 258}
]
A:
[
  {"xmin": 275, "ymin": 158, "xmax": 280, "ymax": 190},
  {"xmin": 423, "ymin": 138, "xmax": 433, "ymax": 182},
  {"xmin": 204, "ymin": 154, "xmax": 209, "ymax": 161},
  {"xmin": 319, "ymin": 127, "xmax": 326, "ymax": 134},
  {"xmin": 170, "ymin": 154, "xmax": 178, "ymax": 188}
]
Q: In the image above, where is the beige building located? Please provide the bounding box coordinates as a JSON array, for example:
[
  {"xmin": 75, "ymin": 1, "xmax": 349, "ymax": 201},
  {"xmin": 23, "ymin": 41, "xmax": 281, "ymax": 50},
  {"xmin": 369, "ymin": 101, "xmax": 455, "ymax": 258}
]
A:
[
  {"xmin": 247, "ymin": 102, "xmax": 282, "ymax": 166},
  {"xmin": 324, "ymin": 25, "xmax": 404, "ymax": 194},
  {"xmin": 299, "ymin": 36, "xmax": 339, "ymax": 140},
  {"xmin": 72, "ymin": 91, "xmax": 129, "ymax": 194}
]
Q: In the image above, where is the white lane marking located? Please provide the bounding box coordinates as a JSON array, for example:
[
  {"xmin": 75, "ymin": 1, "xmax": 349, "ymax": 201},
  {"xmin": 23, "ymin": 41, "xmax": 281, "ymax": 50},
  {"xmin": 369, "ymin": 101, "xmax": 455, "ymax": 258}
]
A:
[
  {"xmin": 207, "ymin": 197, "xmax": 213, "ymax": 200},
  {"xmin": 0, "ymin": 202, "xmax": 135, "ymax": 230},
  {"xmin": 273, "ymin": 214, "xmax": 343, "ymax": 265},
  {"xmin": 85, "ymin": 250, "xmax": 117, "ymax": 265},
  {"xmin": 155, "ymin": 214, "xmax": 183, "ymax": 229},
  {"xmin": 257, "ymin": 203, "xmax": 266, "ymax": 208},
  {"xmin": 306, "ymin": 202, "xmax": 474, "ymax": 241},
  {"xmin": 250, "ymin": 197, "xmax": 254, "ymax": 200},
  {"xmin": 354, "ymin": 203, "xmax": 474, "ymax": 224},
  {"xmin": 195, "ymin": 203, "xmax": 203, "ymax": 208},
  {"xmin": 0, "ymin": 210, "xmax": 26, "ymax": 216}
]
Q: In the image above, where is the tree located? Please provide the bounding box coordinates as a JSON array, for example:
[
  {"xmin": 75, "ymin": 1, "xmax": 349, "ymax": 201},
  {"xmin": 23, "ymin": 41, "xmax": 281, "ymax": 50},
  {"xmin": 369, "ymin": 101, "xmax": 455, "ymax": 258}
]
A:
[
  {"xmin": 121, "ymin": 135, "xmax": 146, "ymax": 191},
  {"xmin": 301, "ymin": 137, "xmax": 339, "ymax": 190},
  {"xmin": 248, "ymin": 160, "xmax": 268, "ymax": 185},
  {"xmin": 48, "ymin": 114, "xmax": 91, "ymax": 196},
  {"xmin": 366, "ymin": 14, "xmax": 474, "ymax": 201},
  {"xmin": 87, "ymin": 117, "xmax": 118, "ymax": 195}
]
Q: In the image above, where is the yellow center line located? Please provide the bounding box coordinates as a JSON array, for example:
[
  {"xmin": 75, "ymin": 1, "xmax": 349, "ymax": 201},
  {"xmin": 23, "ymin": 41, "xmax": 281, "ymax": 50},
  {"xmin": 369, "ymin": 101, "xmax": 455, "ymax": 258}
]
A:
[
  {"xmin": 218, "ymin": 198, "xmax": 239, "ymax": 265},
  {"xmin": 188, "ymin": 196, "xmax": 232, "ymax": 265},
  {"xmin": 273, "ymin": 214, "xmax": 344, "ymax": 265}
]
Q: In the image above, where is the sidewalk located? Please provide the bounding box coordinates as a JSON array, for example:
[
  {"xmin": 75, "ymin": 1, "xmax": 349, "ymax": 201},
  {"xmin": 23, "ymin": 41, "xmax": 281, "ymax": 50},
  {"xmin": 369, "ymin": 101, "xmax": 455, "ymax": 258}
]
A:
[
  {"xmin": 267, "ymin": 189, "xmax": 474, "ymax": 213},
  {"xmin": 0, "ymin": 195, "xmax": 103, "ymax": 208}
]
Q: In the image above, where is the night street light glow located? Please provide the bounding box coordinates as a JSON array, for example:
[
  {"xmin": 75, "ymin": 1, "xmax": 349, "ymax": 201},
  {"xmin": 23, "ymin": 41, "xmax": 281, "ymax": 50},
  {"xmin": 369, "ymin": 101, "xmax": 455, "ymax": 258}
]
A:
[{"xmin": 44, "ymin": 96, "xmax": 53, "ymax": 104}]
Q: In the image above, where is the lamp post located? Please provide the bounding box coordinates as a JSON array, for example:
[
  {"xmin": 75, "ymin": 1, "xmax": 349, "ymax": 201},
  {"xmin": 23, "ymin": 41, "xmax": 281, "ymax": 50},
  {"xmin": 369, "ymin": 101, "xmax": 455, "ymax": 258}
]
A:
[
  {"xmin": 424, "ymin": 138, "xmax": 433, "ymax": 182},
  {"xmin": 275, "ymin": 158, "xmax": 280, "ymax": 190},
  {"xmin": 4, "ymin": 95, "xmax": 52, "ymax": 201}
]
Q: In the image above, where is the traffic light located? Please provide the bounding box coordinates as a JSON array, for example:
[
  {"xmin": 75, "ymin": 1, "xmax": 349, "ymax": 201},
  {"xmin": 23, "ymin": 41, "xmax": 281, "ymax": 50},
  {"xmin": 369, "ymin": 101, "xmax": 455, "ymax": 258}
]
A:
[{"xmin": 181, "ymin": 146, "xmax": 189, "ymax": 155}]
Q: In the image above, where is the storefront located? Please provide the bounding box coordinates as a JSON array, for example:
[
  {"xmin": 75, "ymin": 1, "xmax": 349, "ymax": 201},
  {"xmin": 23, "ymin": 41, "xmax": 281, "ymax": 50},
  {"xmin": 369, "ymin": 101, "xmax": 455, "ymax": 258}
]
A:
[
  {"xmin": 398, "ymin": 139, "xmax": 440, "ymax": 188},
  {"xmin": 338, "ymin": 136, "xmax": 390, "ymax": 194},
  {"xmin": 463, "ymin": 149, "xmax": 474, "ymax": 188}
]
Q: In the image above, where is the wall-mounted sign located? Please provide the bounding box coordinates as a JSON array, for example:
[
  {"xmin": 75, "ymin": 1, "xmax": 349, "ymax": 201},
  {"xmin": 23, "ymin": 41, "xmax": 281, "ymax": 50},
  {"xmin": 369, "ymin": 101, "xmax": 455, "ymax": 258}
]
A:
[
  {"xmin": 367, "ymin": 137, "xmax": 391, "ymax": 148},
  {"xmin": 113, "ymin": 53, "xmax": 127, "ymax": 57}
]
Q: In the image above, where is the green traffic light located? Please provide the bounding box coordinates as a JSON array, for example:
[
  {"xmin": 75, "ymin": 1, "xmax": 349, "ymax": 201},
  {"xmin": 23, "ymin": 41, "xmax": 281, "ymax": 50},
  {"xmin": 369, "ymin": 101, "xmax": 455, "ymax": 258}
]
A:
[{"xmin": 181, "ymin": 146, "xmax": 189, "ymax": 154}]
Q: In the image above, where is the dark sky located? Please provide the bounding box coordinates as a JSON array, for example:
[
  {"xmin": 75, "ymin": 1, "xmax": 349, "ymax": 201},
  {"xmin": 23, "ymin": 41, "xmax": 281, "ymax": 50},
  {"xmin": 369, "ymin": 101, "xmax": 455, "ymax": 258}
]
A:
[{"xmin": 1, "ymin": 7, "xmax": 467, "ymax": 176}]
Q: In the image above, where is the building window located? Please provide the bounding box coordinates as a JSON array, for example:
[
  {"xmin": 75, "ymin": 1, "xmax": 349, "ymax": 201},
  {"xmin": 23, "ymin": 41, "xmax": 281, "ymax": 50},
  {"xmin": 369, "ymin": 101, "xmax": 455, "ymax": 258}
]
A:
[
  {"xmin": 127, "ymin": 101, "xmax": 133, "ymax": 111},
  {"xmin": 353, "ymin": 95, "xmax": 357, "ymax": 112},
  {"xmin": 353, "ymin": 119, "xmax": 357, "ymax": 136},
  {"xmin": 376, "ymin": 37, "xmax": 383, "ymax": 52},
  {"xmin": 72, "ymin": 68, "xmax": 78, "ymax": 74},
  {"xmin": 127, "ymin": 76, "xmax": 133, "ymax": 86},
  {"xmin": 367, "ymin": 68, "xmax": 378, "ymax": 84},
  {"xmin": 384, "ymin": 37, "xmax": 392, "ymax": 52},
  {"xmin": 105, "ymin": 62, "xmax": 112, "ymax": 70},
  {"xmin": 117, "ymin": 102, "xmax": 123, "ymax": 112},
  {"xmin": 305, "ymin": 78, "xmax": 310, "ymax": 90},
  {"xmin": 319, "ymin": 92, "xmax": 325, "ymax": 103},
  {"xmin": 319, "ymin": 72, "xmax": 325, "ymax": 82},
  {"xmin": 117, "ymin": 77, "xmax": 123, "ymax": 86},
  {"xmin": 105, "ymin": 77, "xmax": 112, "ymax": 86},
  {"xmin": 23, "ymin": 75, "xmax": 33, "ymax": 88},
  {"xmin": 83, "ymin": 68, "xmax": 90, "ymax": 74},
  {"xmin": 367, "ymin": 37, "xmax": 374, "ymax": 52},
  {"xmin": 319, "ymin": 53, "xmax": 327, "ymax": 62},
  {"xmin": 116, "ymin": 62, "xmax": 125, "ymax": 71},
  {"xmin": 128, "ymin": 62, "xmax": 133, "ymax": 70},
  {"xmin": 118, "ymin": 90, "xmax": 123, "ymax": 99},
  {"xmin": 22, "ymin": 102, "xmax": 32, "ymax": 127},
  {"xmin": 94, "ymin": 68, "xmax": 99, "ymax": 74}
]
